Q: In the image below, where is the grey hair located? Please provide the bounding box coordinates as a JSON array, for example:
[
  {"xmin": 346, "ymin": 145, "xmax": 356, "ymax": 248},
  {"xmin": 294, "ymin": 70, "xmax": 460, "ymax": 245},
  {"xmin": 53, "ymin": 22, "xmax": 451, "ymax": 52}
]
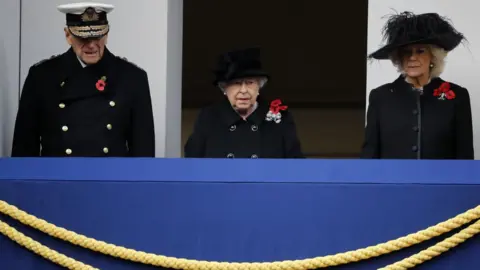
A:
[
  {"xmin": 389, "ymin": 45, "xmax": 448, "ymax": 78},
  {"xmin": 218, "ymin": 77, "xmax": 268, "ymax": 92}
]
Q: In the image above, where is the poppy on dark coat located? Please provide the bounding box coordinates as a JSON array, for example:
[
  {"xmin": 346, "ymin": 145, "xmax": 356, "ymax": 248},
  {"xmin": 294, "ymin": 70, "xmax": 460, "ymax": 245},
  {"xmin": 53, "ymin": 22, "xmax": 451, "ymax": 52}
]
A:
[
  {"xmin": 362, "ymin": 12, "xmax": 473, "ymax": 159},
  {"xmin": 11, "ymin": 48, "xmax": 155, "ymax": 157},
  {"xmin": 185, "ymin": 48, "xmax": 304, "ymax": 158}
]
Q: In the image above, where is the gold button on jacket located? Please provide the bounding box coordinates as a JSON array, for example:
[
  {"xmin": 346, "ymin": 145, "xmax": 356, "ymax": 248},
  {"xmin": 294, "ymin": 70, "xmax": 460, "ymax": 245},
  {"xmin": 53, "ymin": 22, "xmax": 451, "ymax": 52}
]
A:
[{"xmin": 10, "ymin": 48, "xmax": 155, "ymax": 157}]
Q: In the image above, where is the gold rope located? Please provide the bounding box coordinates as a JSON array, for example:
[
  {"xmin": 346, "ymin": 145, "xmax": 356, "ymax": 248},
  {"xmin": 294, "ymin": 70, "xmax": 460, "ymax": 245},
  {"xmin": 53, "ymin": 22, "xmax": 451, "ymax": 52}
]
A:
[
  {"xmin": 0, "ymin": 200, "xmax": 479, "ymax": 270},
  {"xmin": 0, "ymin": 219, "xmax": 97, "ymax": 270},
  {"xmin": 379, "ymin": 218, "xmax": 480, "ymax": 269}
]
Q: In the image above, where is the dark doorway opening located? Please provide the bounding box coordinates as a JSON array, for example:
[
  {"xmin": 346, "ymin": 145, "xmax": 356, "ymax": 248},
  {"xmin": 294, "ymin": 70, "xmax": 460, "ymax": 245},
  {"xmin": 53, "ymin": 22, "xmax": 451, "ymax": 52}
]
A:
[{"xmin": 181, "ymin": 0, "xmax": 369, "ymax": 158}]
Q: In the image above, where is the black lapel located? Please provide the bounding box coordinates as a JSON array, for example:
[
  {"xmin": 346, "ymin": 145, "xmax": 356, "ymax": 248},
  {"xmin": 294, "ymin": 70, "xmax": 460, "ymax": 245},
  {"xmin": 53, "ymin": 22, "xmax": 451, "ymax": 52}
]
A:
[
  {"xmin": 422, "ymin": 77, "xmax": 443, "ymax": 96},
  {"xmin": 392, "ymin": 75, "xmax": 410, "ymax": 90},
  {"xmin": 90, "ymin": 47, "xmax": 118, "ymax": 96},
  {"xmin": 57, "ymin": 47, "xmax": 83, "ymax": 91},
  {"xmin": 390, "ymin": 76, "xmax": 449, "ymax": 112},
  {"xmin": 59, "ymin": 47, "xmax": 118, "ymax": 102},
  {"xmin": 247, "ymin": 98, "xmax": 269, "ymax": 126},
  {"xmin": 392, "ymin": 75, "xmax": 444, "ymax": 95},
  {"xmin": 218, "ymin": 96, "xmax": 269, "ymax": 127},
  {"xmin": 218, "ymin": 97, "xmax": 242, "ymax": 127}
]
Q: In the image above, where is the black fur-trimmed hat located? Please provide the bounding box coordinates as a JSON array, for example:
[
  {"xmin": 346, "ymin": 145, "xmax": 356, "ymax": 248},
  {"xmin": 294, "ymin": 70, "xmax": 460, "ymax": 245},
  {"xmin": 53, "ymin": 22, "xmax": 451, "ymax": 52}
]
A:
[
  {"xmin": 369, "ymin": 11, "xmax": 466, "ymax": 59},
  {"xmin": 213, "ymin": 47, "xmax": 269, "ymax": 86}
]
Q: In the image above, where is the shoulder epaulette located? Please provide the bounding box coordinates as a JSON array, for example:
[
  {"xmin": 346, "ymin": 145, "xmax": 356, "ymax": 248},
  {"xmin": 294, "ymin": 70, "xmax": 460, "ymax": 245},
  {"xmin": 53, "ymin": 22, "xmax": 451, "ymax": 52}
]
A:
[
  {"xmin": 33, "ymin": 54, "xmax": 61, "ymax": 67},
  {"xmin": 116, "ymin": 56, "xmax": 145, "ymax": 71}
]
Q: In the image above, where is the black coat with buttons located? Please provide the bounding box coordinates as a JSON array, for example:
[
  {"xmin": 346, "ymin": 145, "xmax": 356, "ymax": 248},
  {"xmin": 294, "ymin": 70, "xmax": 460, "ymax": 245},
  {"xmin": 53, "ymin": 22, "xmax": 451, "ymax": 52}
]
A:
[
  {"xmin": 361, "ymin": 75, "xmax": 474, "ymax": 159},
  {"xmin": 11, "ymin": 47, "xmax": 155, "ymax": 157},
  {"xmin": 184, "ymin": 97, "xmax": 304, "ymax": 158}
]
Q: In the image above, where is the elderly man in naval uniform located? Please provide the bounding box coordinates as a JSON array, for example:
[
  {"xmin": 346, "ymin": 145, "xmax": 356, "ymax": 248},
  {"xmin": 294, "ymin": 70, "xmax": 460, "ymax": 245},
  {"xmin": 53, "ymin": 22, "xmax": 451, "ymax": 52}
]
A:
[{"xmin": 11, "ymin": 2, "xmax": 155, "ymax": 157}]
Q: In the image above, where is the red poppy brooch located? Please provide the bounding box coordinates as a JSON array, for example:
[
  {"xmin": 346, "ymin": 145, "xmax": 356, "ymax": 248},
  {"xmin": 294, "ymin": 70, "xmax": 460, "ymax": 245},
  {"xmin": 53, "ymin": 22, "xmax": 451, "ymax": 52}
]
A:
[
  {"xmin": 96, "ymin": 76, "xmax": 107, "ymax": 92},
  {"xmin": 266, "ymin": 99, "xmax": 288, "ymax": 123},
  {"xmin": 433, "ymin": 82, "xmax": 455, "ymax": 100}
]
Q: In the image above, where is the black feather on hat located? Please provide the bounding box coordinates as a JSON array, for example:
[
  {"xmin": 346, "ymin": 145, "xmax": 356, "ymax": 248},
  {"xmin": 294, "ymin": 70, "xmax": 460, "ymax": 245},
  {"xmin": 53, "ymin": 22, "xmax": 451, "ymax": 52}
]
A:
[
  {"xmin": 213, "ymin": 47, "xmax": 269, "ymax": 86},
  {"xmin": 369, "ymin": 11, "xmax": 466, "ymax": 59}
]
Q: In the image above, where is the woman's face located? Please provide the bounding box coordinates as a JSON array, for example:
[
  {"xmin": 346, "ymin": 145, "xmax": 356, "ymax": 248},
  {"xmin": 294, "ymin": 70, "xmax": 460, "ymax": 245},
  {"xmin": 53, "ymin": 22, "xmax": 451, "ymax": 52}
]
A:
[
  {"xmin": 400, "ymin": 44, "xmax": 432, "ymax": 78},
  {"xmin": 223, "ymin": 77, "xmax": 261, "ymax": 112}
]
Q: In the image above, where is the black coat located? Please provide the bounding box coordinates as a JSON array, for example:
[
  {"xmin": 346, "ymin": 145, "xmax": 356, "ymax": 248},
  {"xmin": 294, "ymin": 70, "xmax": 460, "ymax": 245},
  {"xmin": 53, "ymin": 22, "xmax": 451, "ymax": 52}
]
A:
[
  {"xmin": 184, "ymin": 98, "xmax": 304, "ymax": 158},
  {"xmin": 361, "ymin": 75, "xmax": 474, "ymax": 159},
  {"xmin": 11, "ymin": 48, "xmax": 155, "ymax": 157}
]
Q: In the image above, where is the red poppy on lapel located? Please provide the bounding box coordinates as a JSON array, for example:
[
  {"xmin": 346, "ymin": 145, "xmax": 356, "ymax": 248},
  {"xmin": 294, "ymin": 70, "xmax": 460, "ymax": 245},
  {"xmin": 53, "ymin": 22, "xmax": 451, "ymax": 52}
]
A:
[
  {"xmin": 269, "ymin": 99, "xmax": 288, "ymax": 114},
  {"xmin": 433, "ymin": 82, "xmax": 455, "ymax": 100},
  {"xmin": 96, "ymin": 76, "xmax": 107, "ymax": 91},
  {"xmin": 266, "ymin": 99, "xmax": 288, "ymax": 123}
]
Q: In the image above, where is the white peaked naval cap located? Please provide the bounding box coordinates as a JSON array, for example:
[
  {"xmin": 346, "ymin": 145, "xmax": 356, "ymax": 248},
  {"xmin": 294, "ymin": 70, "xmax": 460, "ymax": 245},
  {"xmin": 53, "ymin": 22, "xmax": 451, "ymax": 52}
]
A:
[
  {"xmin": 57, "ymin": 2, "xmax": 114, "ymax": 15},
  {"xmin": 57, "ymin": 2, "xmax": 115, "ymax": 39}
]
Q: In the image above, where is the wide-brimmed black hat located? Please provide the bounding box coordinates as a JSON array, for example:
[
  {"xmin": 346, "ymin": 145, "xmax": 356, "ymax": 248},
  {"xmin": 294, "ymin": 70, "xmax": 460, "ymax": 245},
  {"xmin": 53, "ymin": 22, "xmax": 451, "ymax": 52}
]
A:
[
  {"xmin": 213, "ymin": 47, "xmax": 269, "ymax": 86},
  {"xmin": 58, "ymin": 2, "xmax": 114, "ymax": 39},
  {"xmin": 369, "ymin": 11, "xmax": 466, "ymax": 59}
]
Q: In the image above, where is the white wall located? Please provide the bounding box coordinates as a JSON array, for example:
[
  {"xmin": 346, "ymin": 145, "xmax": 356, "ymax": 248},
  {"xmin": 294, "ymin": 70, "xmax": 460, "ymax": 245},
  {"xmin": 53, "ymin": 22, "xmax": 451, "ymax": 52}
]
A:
[
  {"xmin": 164, "ymin": 0, "xmax": 183, "ymax": 158},
  {"xmin": 0, "ymin": 0, "xmax": 20, "ymax": 157},
  {"xmin": 367, "ymin": 0, "xmax": 480, "ymax": 159},
  {"xmin": 19, "ymin": 0, "xmax": 183, "ymax": 157}
]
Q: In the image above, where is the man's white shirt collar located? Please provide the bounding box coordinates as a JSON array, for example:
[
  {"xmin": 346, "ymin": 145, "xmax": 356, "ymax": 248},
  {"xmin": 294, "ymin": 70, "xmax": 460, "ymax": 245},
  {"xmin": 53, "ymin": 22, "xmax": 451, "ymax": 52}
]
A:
[{"xmin": 77, "ymin": 56, "xmax": 87, "ymax": 68}]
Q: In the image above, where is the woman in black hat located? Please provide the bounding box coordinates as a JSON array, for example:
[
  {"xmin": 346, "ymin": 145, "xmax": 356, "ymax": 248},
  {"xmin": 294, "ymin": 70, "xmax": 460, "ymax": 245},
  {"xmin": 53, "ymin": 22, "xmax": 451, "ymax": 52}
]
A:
[
  {"xmin": 361, "ymin": 12, "xmax": 474, "ymax": 159},
  {"xmin": 184, "ymin": 48, "xmax": 304, "ymax": 158}
]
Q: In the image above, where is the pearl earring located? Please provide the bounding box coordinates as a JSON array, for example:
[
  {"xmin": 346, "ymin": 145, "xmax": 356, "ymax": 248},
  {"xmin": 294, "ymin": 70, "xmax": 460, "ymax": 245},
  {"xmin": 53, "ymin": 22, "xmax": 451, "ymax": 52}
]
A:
[{"xmin": 430, "ymin": 63, "xmax": 434, "ymax": 68}]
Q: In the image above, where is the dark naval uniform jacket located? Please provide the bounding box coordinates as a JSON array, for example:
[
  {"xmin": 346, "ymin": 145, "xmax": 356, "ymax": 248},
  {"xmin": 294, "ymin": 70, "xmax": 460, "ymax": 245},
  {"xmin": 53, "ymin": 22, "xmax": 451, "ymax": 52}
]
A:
[
  {"xmin": 184, "ymin": 97, "xmax": 304, "ymax": 158},
  {"xmin": 361, "ymin": 75, "xmax": 474, "ymax": 159},
  {"xmin": 11, "ymin": 47, "xmax": 155, "ymax": 157}
]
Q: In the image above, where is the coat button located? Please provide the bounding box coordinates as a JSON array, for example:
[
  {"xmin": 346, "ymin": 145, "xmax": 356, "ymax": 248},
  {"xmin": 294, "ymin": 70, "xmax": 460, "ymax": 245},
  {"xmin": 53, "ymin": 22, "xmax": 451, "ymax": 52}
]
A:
[
  {"xmin": 229, "ymin": 125, "xmax": 236, "ymax": 131},
  {"xmin": 251, "ymin": 125, "xmax": 258, "ymax": 131},
  {"xmin": 226, "ymin": 153, "xmax": 234, "ymax": 158},
  {"xmin": 62, "ymin": 126, "xmax": 68, "ymax": 132},
  {"xmin": 412, "ymin": 146, "xmax": 418, "ymax": 152},
  {"xmin": 412, "ymin": 109, "xmax": 418, "ymax": 115},
  {"xmin": 103, "ymin": 147, "xmax": 109, "ymax": 154},
  {"xmin": 109, "ymin": 101, "xmax": 116, "ymax": 107},
  {"xmin": 412, "ymin": 126, "xmax": 419, "ymax": 132},
  {"xmin": 65, "ymin": 148, "xmax": 72, "ymax": 155},
  {"xmin": 106, "ymin": 124, "xmax": 112, "ymax": 130},
  {"xmin": 59, "ymin": 103, "xmax": 65, "ymax": 109},
  {"xmin": 251, "ymin": 154, "xmax": 258, "ymax": 158}
]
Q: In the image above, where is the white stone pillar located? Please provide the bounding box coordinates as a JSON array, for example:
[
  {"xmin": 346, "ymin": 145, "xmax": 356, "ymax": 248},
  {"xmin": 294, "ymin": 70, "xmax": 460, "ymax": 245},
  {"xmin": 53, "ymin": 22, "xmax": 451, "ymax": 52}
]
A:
[
  {"xmin": 367, "ymin": 0, "xmax": 480, "ymax": 159},
  {"xmin": 19, "ymin": 0, "xmax": 183, "ymax": 157},
  {"xmin": 0, "ymin": 0, "xmax": 20, "ymax": 157}
]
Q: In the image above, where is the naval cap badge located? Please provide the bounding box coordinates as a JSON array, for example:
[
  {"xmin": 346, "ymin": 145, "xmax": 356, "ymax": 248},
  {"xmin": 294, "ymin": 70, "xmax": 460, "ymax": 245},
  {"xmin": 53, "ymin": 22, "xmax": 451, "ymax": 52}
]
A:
[{"xmin": 81, "ymin": 7, "xmax": 99, "ymax": 22}]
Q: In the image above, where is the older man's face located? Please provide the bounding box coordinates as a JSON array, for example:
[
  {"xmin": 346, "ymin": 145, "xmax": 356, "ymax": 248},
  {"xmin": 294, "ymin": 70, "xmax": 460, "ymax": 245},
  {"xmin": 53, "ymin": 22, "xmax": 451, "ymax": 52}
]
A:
[{"xmin": 65, "ymin": 28, "xmax": 107, "ymax": 65}]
